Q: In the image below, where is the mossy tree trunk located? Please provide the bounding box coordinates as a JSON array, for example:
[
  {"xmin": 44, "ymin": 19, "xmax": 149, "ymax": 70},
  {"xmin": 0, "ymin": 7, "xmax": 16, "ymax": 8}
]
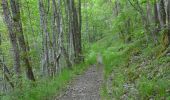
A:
[
  {"xmin": 10, "ymin": 0, "xmax": 35, "ymax": 81},
  {"xmin": 159, "ymin": 0, "xmax": 170, "ymax": 48},
  {"xmin": 2, "ymin": 0, "xmax": 21, "ymax": 84}
]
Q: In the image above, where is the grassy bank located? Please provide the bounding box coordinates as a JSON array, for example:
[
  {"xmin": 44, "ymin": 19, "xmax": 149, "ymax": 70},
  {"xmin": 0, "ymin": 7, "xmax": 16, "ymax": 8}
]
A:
[
  {"xmin": 1, "ymin": 62, "xmax": 92, "ymax": 100},
  {"xmin": 93, "ymin": 35, "xmax": 170, "ymax": 99},
  {"xmin": 85, "ymin": 30, "xmax": 170, "ymax": 99}
]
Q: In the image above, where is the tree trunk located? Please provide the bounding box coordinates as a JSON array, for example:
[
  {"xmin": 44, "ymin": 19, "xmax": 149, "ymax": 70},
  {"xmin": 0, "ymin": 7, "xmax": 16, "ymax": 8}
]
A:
[
  {"xmin": 159, "ymin": 0, "xmax": 166, "ymax": 28},
  {"xmin": 2, "ymin": 0, "xmax": 21, "ymax": 81},
  {"xmin": 71, "ymin": 0, "xmax": 83, "ymax": 63},
  {"xmin": 158, "ymin": 0, "xmax": 170, "ymax": 47},
  {"xmin": 39, "ymin": 0, "xmax": 50, "ymax": 76},
  {"xmin": 147, "ymin": 0, "xmax": 158, "ymax": 45},
  {"xmin": 51, "ymin": 0, "xmax": 58, "ymax": 76},
  {"xmin": 10, "ymin": 0, "xmax": 35, "ymax": 81},
  {"xmin": 167, "ymin": 0, "xmax": 170, "ymax": 43},
  {"xmin": 154, "ymin": 0, "xmax": 160, "ymax": 28}
]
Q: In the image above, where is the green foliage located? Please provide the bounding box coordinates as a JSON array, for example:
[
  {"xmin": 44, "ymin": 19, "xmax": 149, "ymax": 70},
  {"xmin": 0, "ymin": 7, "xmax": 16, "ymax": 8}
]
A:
[
  {"xmin": 1, "ymin": 0, "xmax": 170, "ymax": 99},
  {"xmin": 89, "ymin": 24, "xmax": 169, "ymax": 99},
  {"xmin": 85, "ymin": 50, "xmax": 97, "ymax": 65},
  {"xmin": 137, "ymin": 78, "xmax": 169, "ymax": 99},
  {"xmin": 1, "ymin": 63, "xmax": 89, "ymax": 100}
]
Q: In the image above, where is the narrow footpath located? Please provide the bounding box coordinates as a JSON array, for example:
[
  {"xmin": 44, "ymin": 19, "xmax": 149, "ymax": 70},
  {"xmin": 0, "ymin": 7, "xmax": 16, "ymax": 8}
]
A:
[{"xmin": 55, "ymin": 65, "xmax": 103, "ymax": 100}]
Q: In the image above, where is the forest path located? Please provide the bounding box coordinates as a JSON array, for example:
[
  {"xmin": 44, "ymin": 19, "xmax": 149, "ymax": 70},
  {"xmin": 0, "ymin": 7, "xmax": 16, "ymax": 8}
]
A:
[{"xmin": 55, "ymin": 65, "xmax": 103, "ymax": 100}]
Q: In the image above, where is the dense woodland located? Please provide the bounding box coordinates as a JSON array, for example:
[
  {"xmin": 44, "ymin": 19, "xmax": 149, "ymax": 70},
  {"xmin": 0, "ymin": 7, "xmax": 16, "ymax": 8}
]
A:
[{"xmin": 0, "ymin": 0, "xmax": 170, "ymax": 99}]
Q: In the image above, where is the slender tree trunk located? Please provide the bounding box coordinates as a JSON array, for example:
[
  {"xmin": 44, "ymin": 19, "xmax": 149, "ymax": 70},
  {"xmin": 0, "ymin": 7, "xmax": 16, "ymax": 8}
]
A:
[
  {"xmin": 71, "ymin": 0, "xmax": 83, "ymax": 63},
  {"xmin": 39, "ymin": 0, "xmax": 50, "ymax": 76},
  {"xmin": 84, "ymin": 0, "xmax": 89, "ymax": 43},
  {"xmin": 2, "ymin": 0, "xmax": 21, "ymax": 81},
  {"xmin": 10, "ymin": 0, "xmax": 35, "ymax": 81},
  {"xmin": 146, "ymin": 0, "xmax": 158, "ymax": 44},
  {"xmin": 67, "ymin": 0, "xmax": 74, "ymax": 63},
  {"xmin": 115, "ymin": 0, "xmax": 119, "ymax": 16},
  {"xmin": 159, "ymin": 0, "xmax": 170, "ymax": 47},
  {"xmin": 154, "ymin": 0, "xmax": 160, "ymax": 28},
  {"xmin": 51, "ymin": 0, "xmax": 58, "ymax": 75},
  {"xmin": 159, "ymin": 0, "xmax": 166, "ymax": 28},
  {"xmin": 167, "ymin": 0, "xmax": 170, "ymax": 43}
]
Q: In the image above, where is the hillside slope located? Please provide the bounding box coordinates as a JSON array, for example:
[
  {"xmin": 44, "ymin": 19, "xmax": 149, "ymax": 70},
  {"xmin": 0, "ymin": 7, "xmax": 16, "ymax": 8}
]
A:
[{"xmin": 89, "ymin": 33, "xmax": 170, "ymax": 99}]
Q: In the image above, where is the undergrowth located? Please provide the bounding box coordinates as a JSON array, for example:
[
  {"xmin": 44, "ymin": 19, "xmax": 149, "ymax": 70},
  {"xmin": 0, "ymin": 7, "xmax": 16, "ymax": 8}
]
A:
[
  {"xmin": 89, "ymin": 33, "xmax": 170, "ymax": 99},
  {"xmin": 1, "ymin": 62, "xmax": 90, "ymax": 100}
]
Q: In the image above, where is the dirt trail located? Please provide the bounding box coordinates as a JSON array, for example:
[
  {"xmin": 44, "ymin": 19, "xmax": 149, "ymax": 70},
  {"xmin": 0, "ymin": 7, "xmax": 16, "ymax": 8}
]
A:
[{"xmin": 55, "ymin": 65, "xmax": 103, "ymax": 100}]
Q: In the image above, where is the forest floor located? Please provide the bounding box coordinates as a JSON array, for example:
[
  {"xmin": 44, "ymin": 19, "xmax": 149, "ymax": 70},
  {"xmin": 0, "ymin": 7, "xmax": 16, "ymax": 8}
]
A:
[{"xmin": 55, "ymin": 64, "xmax": 104, "ymax": 100}]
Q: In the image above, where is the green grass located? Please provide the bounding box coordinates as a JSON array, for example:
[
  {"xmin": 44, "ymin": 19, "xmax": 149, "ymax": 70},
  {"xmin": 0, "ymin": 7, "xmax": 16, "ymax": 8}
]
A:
[
  {"xmin": 89, "ymin": 31, "xmax": 170, "ymax": 99},
  {"xmin": 1, "ymin": 62, "xmax": 90, "ymax": 100}
]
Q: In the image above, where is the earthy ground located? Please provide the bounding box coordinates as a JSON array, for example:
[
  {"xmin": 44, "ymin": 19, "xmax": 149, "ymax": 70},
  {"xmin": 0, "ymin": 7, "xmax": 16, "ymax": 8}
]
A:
[{"xmin": 55, "ymin": 65, "xmax": 103, "ymax": 100}]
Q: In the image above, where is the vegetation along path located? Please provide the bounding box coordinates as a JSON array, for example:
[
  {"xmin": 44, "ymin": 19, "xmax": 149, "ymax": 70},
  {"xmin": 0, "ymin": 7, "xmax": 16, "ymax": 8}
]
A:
[{"xmin": 55, "ymin": 65, "xmax": 103, "ymax": 100}]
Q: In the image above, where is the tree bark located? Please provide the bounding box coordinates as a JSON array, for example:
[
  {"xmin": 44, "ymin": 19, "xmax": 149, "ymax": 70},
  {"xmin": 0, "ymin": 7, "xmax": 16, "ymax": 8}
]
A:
[
  {"xmin": 159, "ymin": 0, "xmax": 170, "ymax": 47},
  {"xmin": 39, "ymin": 0, "xmax": 50, "ymax": 76},
  {"xmin": 159, "ymin": 0, "xmax": 166, "ymax": 28},
  {"xmin": 2, "ymin": 0, "xmax": 21, "ymax": 80},
  {"xmin": 10, "ymin": 0, "xmax": 35, "ymax": 81},
  {"xmin": 167, "ymin": 0, "xmax": 170, "ymax": 42},
  {"xmin": 72, "ymin": 0, "xmax": 83, "ymax": 63}
]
